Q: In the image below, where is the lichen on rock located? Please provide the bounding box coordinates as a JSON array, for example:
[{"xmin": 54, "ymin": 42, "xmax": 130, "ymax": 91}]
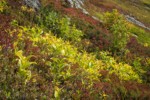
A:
[
  {"xmin": 64, "ymin": 0, "xmax": 89, "ymax": 14},
  {"xmin": 23, "ymin": 0, "xmax": 41, "ymax": 10}
]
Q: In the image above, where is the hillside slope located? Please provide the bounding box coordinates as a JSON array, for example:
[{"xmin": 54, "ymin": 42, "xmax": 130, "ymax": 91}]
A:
[{"xmin": 0, "ymin": 0, "xmax": 150, "ymax": 99}]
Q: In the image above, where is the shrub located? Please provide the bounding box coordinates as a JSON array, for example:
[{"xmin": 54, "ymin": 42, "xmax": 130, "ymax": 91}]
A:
[
  {"xmin": 0, "ymin": 0, "xmax": 8, "ymax": 13},
  {"xmin": 36, "ymin": 9, "xmax": 83, "ymax": 42},
  {"xmin": 99, "ymin": 51, "xmax": 142, "ymax": 82},
  {"xmin": 15, "ymin": 50, "xmax": 36, "ymax": 84},
  {"xmin": 0, "ymin": 25, "xmax": 143, "ymax": 99},
  {"xmin": 104, "ymin": 9, "xmax": 129, "ymax": 53}
]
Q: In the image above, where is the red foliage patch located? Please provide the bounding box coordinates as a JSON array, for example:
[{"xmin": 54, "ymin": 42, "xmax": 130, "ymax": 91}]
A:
[
  {"xmin": 0, "ymin": 14, "xmax": 13, "ymax": 50},
  {"xmin": 63, "ymin": 7, "xmax": 100, "ymax": 25},
  {"xmin": 124, "ymin": 81, "xmax": 150, "ymax": 98},
  {"xmin": 7, "ymin": 0, "xmax": 23, "ymax": 7},
  {"xmin": 127, "ymin": 37, "xmax": 150, "ymax": 57}
]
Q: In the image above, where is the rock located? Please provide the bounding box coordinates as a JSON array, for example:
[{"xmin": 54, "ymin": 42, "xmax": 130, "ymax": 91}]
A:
[
  {"xmin": 23, "ymin": 0, "xmax": 41, "ymax": 10},
  {"xmin": 65, "ymin": 0, "xmax": 74, "ymax": 7},
  {"xmin": 125, "ymin": 15, "xmax": 150, "ymax": 31},
  {"xmin": 65, "ymin": 0, "xmax": 89, "ymax": 14},
  {"xmin": 65, "ymin": 0, "xmax": 84, "ymax": 8}
]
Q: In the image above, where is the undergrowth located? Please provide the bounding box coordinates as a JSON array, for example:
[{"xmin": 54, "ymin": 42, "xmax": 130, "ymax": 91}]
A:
[{"xmin": 0, "ymin": 0, "xmax": 150, "ymax": 99}]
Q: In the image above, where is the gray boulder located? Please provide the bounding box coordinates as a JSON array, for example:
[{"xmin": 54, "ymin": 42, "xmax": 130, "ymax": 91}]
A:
[
  {"xmin": 65, "ymin": 0, "xmax": 89, "ymax": 14},
  {"xmin": 23, "ymin": 0, "xmax": 41, "ymax": 10},
  {"xmin": 125, "ymin": 15, "xmax": 150, "ymax": 31}
]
